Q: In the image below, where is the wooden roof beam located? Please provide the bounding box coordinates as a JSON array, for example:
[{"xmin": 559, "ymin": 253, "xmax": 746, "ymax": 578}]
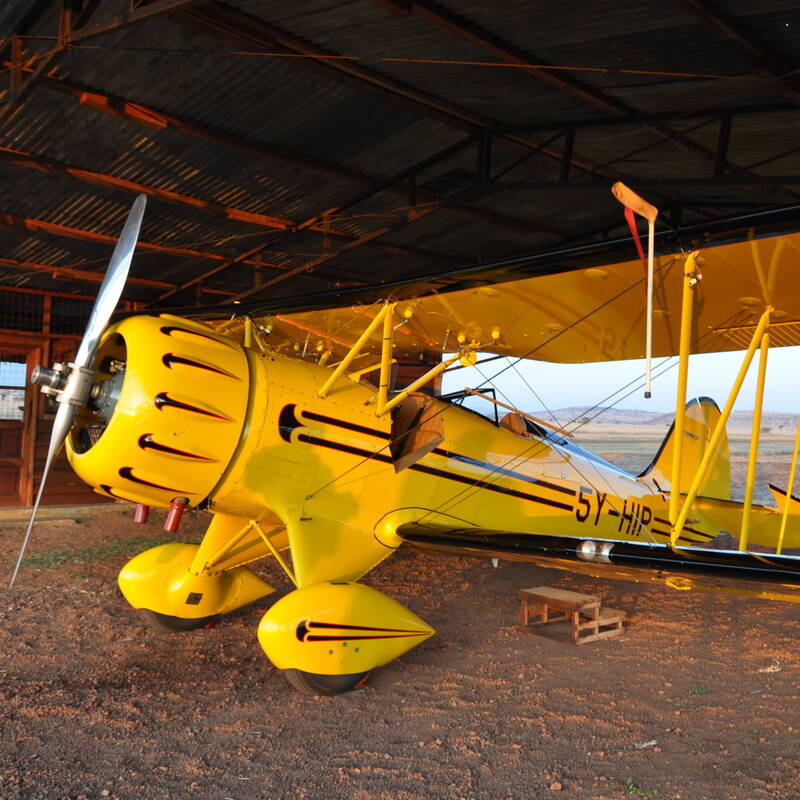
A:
[
  {"xmin": 0, "ymin": 144, "xmax": 300, "ymax": 231},
  {"xmin": 0, "ymin": 140, "xmax": 469, "ymax": 268},
  {"xmin": 31, "ymin": 71, "xmax": 541, "ymax": 248},
  {"xmin": 0, "ymin": 255, "xmax": 233, "ymax": 295},
  {"xmin": 0, "ymin": 209, "xmax": 303, "ymax": 273},
  {"xmin": 152, "ymin": 133, "xmax": 566, "ymax": 305},
  {"xmin": 64, "ymin": 0, "xmax": 205, "ymax": 44},
  {"xmin": 0, "ymin": 0, "xmax": 200, "ymax": 126}
]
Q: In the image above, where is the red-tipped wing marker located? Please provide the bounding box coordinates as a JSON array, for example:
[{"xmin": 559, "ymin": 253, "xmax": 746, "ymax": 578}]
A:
[{"xmin": 612, "ymin": 182, "xmax": 659, "ymax": 398}]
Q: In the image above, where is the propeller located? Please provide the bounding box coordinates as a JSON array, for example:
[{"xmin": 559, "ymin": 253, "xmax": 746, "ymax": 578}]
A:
[{"xmin": 9, "ymin": 194, "xmax": 147, "ymax": 588}]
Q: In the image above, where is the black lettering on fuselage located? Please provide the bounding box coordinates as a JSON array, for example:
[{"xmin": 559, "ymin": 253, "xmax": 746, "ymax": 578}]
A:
[
  {"xmin": 640, "ymin": 505, "xmax": 653, "ymax": 532},
  {"xmin": 618, "ymin": 500, "xmax": 635, "ymax": 533},
  {"xmin": 575, "ymin": 487, "xmax": 592, "ymax": 522},
  {"xmin": 594, "ymin": 492, "xmax": 608, "ymax": 526}
]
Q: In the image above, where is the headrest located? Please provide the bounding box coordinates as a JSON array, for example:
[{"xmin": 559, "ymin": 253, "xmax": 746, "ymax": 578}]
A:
[{"xmin": 499, "ymin": 412, "xmax": 527, "ymax": 436}]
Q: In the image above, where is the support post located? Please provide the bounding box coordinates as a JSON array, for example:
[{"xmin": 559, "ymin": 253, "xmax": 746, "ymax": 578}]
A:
[
  {"xmin": 347, "ymin": 359, "xmax": 396, "ymax": 382},
  {"xmin": 671, "ymin": 307, "xmax": 772, "ymax": 547},
  {"xmin": 243, "ymin": 317, "xmax": 253, "ymax": 349},
  {"xmin": 59, "ymin": 0, "xmax": 83, "ymax": 46},
  {"xmin": 739, "ymin": 330, "xmax": 770, "ymax": 551},
  {"xmin": 376, "ymin": 353, "xmax": 463, "ymax": 417},
  {"xmin": 318, "ymin": 303, "xmax": 391, "ymax": 398},
  {"xmin": 777, "ymin": 424, "xmax": 800, "ymax": 555},
  {"xmin": 200, "ymin": 520, "xmax": 257, "ymax": 573},
  {"xmin": 377, "ymin": 304, "xmax": 396, "ymax": 412},
  {"xmin": 644, "ymin": 219, "xmax": 655, "ymax": 397},
  {"xmin": 669, "ymin": 252, "xmax": 699, "ymax": 525},
  {"xmin": 254, "ymin": 523, "xmax": 297, "ymax": 587}
]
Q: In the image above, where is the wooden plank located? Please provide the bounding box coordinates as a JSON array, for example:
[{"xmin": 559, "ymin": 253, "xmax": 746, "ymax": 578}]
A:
[
  {"xmin": 517, "ymin": 586, "xmax": 625, "ymax": 646},
  {"xmin": 519, "ymin": 586, "xmax": 599, "ymax": 611}
]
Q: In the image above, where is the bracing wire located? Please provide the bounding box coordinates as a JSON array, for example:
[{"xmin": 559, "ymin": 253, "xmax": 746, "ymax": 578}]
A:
[
  {"xmin": 304, "ymin": 269, "xmax": 654, "ymax": 499},
  {"xmin": 303, "ymin": 258, "xmax": 743, "ymax": 533},
  {"xmin": 415, "ymin": 307, "xmax": 746, "ymax": 539}
]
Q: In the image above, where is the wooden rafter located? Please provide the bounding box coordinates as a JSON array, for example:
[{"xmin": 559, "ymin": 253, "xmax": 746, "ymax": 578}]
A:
[
  {"xmin": 0, "ymin": 255, "xmax": 233, "ymax": 296},
  {"xmin": 0, "ymin": 140, "xmax": 465, "ymax": 268},
  {"xmin": 0, "ymin": 209, "xmax": 309, "ymax": 275},
  {"xmin": 150, "ymin": 124, "xmax": 571, "ymax": 306},
  {"xmin": 30, "ymin": 69, "xmax": 557, "ymax": 240}
]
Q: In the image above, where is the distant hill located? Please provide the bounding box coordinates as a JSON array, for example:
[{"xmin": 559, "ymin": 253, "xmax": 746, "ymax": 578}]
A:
[
  {"xmin": 546, "ymin": 406, "xmax": 800, "ymax": 431},
  {"xmin": 549, "ymin": 406, "xmax": 664, "ymax": 425}
]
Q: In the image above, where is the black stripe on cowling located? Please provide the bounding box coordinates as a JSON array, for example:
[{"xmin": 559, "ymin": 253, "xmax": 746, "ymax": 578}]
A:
[
  {"xmin": 154, "ymin": 392, "xmax": 230, "ymax": 421},
  {"xmin": 682, "ymin": 524, "xmax": 715, "ymax": 539},
  {"xmin": 118, "ymin": 466, "xmax": 186, "ymax": 493},
  {"xmin": 298, "ymin": 434, "xmax": 391, "ymax": 463},
  {"xmin": 138, "ymin": 434, "xmax": 214, "ymax": 461},
  {"xmin": 159, "ymin": 325, "xmax": 227, "ymax": 345},
  {"xmin": 409, "ymin": 460, "xmax": 575, "ymax": 511},
  {"xmin": 308, "ymin": 621, "xmax": 422, "ymax": 633},
  {"xmin": 653, "ymin": 515, "xmax": 714, "ymax": 540},
  {"xmin": 161, "ymin": 353, "xmax": 236, "ymax": 378}
]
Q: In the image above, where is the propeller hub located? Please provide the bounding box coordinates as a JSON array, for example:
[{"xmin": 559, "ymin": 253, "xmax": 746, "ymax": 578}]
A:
[
  {"xmin": 58, "ymin": 363, "xmax": 96, "ymax": 408},
  {"xmin": 31, "ymin": 363, "xmax": 68, "ymax": 396},
  {"xmin": 32, "ymin": 361, "xmax": 95, "ymax": 407}
]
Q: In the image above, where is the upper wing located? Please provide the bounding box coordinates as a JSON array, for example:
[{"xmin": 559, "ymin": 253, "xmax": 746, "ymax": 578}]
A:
[{"xmin": 211, "ymin": 229, "xmax": 799, "ymax": 364}]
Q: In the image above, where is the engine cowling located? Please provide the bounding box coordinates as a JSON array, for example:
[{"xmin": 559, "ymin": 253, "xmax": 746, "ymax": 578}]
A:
[{"xmin": 66, "ymin": 313, "xmax": 250, "ymax": 508}]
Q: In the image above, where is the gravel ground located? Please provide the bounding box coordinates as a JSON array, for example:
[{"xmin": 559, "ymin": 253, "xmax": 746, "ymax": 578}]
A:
[{"xmin": 1, "ymin": 509, "xmax": 799, "ymax": 800}]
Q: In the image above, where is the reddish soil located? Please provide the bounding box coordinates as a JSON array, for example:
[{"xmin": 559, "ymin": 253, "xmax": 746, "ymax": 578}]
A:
[{"xmin": 2, "ymin": 508, "xmax": 799, "ymax": 800}]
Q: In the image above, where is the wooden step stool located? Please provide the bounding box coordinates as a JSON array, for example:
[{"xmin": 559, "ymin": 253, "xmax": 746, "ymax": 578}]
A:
[{"xmin": 517, "ymin": 586, "xmax": 626, "ymax": 645}]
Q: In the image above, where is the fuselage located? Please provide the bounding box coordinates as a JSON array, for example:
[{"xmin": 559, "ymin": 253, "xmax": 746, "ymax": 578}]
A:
[{"xmin": 65, "ymin": 313, "xmax": 704, "ymax": 588}]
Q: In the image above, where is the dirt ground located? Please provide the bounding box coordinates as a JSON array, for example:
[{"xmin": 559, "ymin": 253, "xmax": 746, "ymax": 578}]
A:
[{"xmin": 2, "ymin": 506, "xmax": 799, "ymax": 800}]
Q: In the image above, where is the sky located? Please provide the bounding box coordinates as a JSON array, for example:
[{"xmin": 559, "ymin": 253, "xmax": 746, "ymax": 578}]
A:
[{"xmin": 440, "ymin": 345, "xmax": 800, "ymax": 415}]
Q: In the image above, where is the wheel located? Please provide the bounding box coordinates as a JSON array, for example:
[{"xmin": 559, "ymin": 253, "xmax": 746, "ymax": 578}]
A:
[
  {"xmin": 283, "ymin": 668, "xmax": 370, "ymax": 696},
  {"xmin": 141, "ymin": 609, "xmax": 216, "ymax": 632}
]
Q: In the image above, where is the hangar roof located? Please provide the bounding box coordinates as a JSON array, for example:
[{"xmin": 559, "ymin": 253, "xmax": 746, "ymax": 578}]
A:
[{"xmin": 1, "ymin": 0, "xmax": 799, "ymax": 314}]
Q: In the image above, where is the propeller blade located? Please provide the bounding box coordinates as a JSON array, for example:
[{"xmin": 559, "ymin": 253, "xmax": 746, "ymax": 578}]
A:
[
  {"xmin": 74, "ymin": 194, "xmax": 147, "ymax": 368},
  {"xmin": 9, "ymin": 194, "xmax": 147, "ymax": 588},
  {"xmin": 8, "ymin": 401, "xmax": 77, "ymax": 588}
]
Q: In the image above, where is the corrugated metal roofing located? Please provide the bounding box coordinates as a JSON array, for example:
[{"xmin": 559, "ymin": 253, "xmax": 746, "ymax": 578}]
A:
[{"xmin": 0, "ymin": 0, "xmax": 798, "ymax": 310}]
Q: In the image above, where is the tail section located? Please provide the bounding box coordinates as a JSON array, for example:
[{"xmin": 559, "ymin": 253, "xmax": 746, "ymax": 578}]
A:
[{"xmin": 639, "ymin": 397, "xmax": 730, "ymax": 500}]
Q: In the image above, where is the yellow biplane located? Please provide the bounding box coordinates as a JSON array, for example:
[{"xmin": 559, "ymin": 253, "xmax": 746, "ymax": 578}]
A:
[{"xmin": 11, "ymin": 191, "xmax": 800, "ymax": 695}]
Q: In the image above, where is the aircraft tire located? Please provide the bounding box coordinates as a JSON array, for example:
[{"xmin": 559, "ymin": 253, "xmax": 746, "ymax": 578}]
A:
[
  {"xmin": 141, "ymin": 609, "xmax": 216, "ymax": 632},
  {"xmin": 283, "ymin": 668, "xmax": 369, "ymax": 696}
]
